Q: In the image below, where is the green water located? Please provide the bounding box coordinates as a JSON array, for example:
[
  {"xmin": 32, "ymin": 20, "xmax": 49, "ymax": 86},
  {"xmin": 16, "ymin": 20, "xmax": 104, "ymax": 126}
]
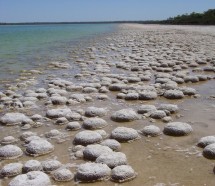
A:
[{"xmin": 0, "ymin": 24, "xmax": 116, "ymax": 82}]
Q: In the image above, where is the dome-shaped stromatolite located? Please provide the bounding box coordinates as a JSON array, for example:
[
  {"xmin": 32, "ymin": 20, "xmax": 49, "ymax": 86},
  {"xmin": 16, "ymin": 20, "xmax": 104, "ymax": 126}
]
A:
[
  {"xmin": 141, "ymin": 125, "xmax": 161, "ymax": 137},
  {"xmin": 42, "ymin": 159, "xmax": 62, "ymax": 172},
  {"xmin": 83, "ymin": 144, "xmax": 113, "ymax": 161},
  {"xmin": 8, "ymin": 171, "xmax": 51, "ymax": 186},
  {"xmin": 66, "ymin": 122, "xmax": 81, "ymax": 131},
  {"xmin": 150, "ymin": 110, "xmax": 166, "ymax": 119},
  {"xmin": 52, "ymin": 168, "xmax": 74, "ymax": 182},
  {"xmin": 85, "ymin": 107, "xmax": 107, "ymax": 117},
  {"xmin": 83, "ymin": 118, "xmax": 107, "ymax": 130},
  {"xmin": 0, "ymin": 145, "xmax": 23, "ymax": 160},
  {"xmin": 163, "ymin": 89, "xmax": 184, "ymax": 99},
  {"xmin": 0, "ymin": 163, "xmax": 23, "ymax": 177},
  {"xmin": 100, "ymin": 139, "xmax": 121, "ymax": 151},
  {"xmin": 1, "ymin": 136, "xmax": 17, "ymax": 145},
  {"xmin": 139, "ymin": 91, "xmax": 157, "ymax": 100},
  {"xmin": 96, "ymin": 152, "xmax": 127, "ymax": 168},
  {"xmin": 73, "ymin": 130, "xmax": 103, "ymax": 145},
  {"xmin": 163, "ymin": 122, "xmax": 193, "ymax": 136},
  {"xmin": 137, "ymin": 105, "xmax": 156, "ymax": 114},
  {"xmin": 111, "ymin": 109, "xmax": 139, "ymax": 122},
  {"xmin": 111, "ymin": 127, "xmax": 140, "ymax": 142},
  {"xmin": 25, "ymin": 139, "xmax": 54, "ymax": 156},
  {"xmin": 197, "ymin": 136, "xmax": 215, "ymax": 148},
  {"xmin": 23, "ymin": 160, "xmax": 42, "ymax": 172},
  {"xmin": 0, "ymin": 113, "xmax": 33, "ymax": 126},
  {"xmin": 157, "ymin": 104, "xmax": 179, "ymax": 113},
  {"xmin": 46, "ymin": 108, "xmax": 72, "ymax": 118},
  {"xmin": 203, "ymin": 143, "xmax": 215, "ymax": 159},
  {"xmin": 76, "ymin": 162, "xmax": 111, "ymax": 182},
  {"xmin": 111, "ymin": 165, "xmax": 136, "ymax": 183}
]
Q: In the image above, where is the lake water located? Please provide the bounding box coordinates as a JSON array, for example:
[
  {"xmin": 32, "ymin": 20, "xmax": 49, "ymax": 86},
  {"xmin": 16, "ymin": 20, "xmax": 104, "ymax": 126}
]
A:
[{"xmin": 0, "ymin": 24, "xmax": 116, "ymax": 83}]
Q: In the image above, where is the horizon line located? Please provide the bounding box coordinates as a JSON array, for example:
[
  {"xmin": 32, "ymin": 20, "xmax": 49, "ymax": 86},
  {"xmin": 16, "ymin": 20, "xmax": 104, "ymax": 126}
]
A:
[{"xmin": 0, "ymin": 20, "xmax": 162, "ymax": 25}]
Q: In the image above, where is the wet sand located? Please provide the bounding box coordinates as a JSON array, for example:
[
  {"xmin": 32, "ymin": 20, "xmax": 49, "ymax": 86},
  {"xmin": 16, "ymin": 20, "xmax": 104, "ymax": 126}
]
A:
[{"xmin": 0, "ymin": 24, "xmax": 215, "ymax": 186}]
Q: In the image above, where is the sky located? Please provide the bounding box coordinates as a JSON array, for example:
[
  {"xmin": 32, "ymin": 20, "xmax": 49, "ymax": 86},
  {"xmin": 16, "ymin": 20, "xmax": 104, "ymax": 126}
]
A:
[{"xmin": 0, "ymin": 0, "xmax": 215, "ymax": 23}]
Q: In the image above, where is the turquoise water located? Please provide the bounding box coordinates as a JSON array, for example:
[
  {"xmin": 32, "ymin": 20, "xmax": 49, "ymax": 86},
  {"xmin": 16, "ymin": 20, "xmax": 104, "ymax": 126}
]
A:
[{"xmin": 0, "ymin": 24, "xmax": 116, "ymax": 82}]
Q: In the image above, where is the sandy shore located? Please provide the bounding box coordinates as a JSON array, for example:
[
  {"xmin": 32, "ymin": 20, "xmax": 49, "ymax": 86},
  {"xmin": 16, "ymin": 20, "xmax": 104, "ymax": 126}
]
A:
[{"xmin": 0, "ymin": 24, "xmax": 215, "ymax": 186}]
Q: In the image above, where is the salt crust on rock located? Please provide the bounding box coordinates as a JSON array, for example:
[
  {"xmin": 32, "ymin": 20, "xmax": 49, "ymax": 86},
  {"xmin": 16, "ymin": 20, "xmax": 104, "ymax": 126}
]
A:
[
  {"xmin": 111, "ymin": 109, "xmax": 139, "ymax": 122},
  {"xmin": 111, "ymin": 127, "xmax": 140, "ymax": 142},
  {"xmin": 85, "ymin": 107, "xmax": 107, "ymax": 117},
  {"xmin": 73, "ymin": 130, "xmax": 103, "ymax": 145},
  {"xmin": 163, "ymin": 122, "xmax": 193, "ymax": 136},
  {"xmin": 52, "ymin": 168, "xmax": 74, "ymax": 182},
  {"xmin": 0, "ymin": 163, "xmax": 23, "ymax": 177},
  {"xmin": 197, "ymin": 136, "xmax": 215, "ymax": 148},
  {"xmin": 8, "ymin": 171, "xmax": 51, "ymax": 186},
  {"xmin": 96, "ymin": 152, "xmax": 127, "ymax": 168},
  {"xmin": 0, "ymin": 113, "xmax": 33, "ymax": 126},
  {"xmin": 83, "ymin": 144, "xmax": 113, "ymax": 161},
  {"xmin": 100, "ymin": 139, "xmax": 121, "ymax": 151},
  {"xmin": 76, "ymin": 162, "xmax": 111, "ymax": 182},
  {"xmin": 26, "ymin": 139, "xmax": 54, "ymax": 156},
  {"xmin": 0, "ymin": 145, "xmax": 23, "ymax": 159},
  {"xmin": 83, "ymin": 118, "xmax": 107, "ymax": 130},
  {"xmin": 42, "ymin": 159, "xmax": 62, "ymax": 172},
  {"xmin": 141, "ymin": 125, "xmax": 161, "ymax": 137},
  {"xmin": 23, "ymin": 160, "xmax": 42, "ymax": 172},
  {"xmin": 203, "ymin": 143, "xmax": 215, "ymax": 159},
  {"xmin": 111, "ymin": 165, "xmax": 136, "ymax": 183}
]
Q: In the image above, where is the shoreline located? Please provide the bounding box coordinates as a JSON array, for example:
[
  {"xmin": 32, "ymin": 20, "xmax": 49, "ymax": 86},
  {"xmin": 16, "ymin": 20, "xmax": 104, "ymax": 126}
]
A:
[{"xmin": 0, "ymin": 24, "xmax": 215, "ymax": 186}]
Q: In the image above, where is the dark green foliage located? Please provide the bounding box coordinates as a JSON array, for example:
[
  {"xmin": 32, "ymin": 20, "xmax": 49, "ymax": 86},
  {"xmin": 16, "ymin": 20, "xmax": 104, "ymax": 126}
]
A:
[{"xmin": 162, "ymin": 9, "xmax": 215, "ymax": 25}]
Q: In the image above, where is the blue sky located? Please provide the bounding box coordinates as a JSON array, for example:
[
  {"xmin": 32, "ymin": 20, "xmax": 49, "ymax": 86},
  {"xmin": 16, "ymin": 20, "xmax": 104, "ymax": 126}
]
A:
[{"xmin": 0, "ymin": 0, "xmax": 214, "ymax": 23}]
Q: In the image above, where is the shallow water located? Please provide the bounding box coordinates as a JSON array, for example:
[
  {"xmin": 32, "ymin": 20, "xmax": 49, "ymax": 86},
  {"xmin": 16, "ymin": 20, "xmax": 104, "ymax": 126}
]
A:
[{"xmin": 0, "ymin": 24, "xmax": 116, "ymax": 84}]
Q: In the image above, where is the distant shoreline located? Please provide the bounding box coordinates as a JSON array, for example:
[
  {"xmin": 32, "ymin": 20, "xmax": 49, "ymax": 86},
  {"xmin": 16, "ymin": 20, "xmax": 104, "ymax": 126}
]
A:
[{"xmin": 0, "ymin": 21, "xmax": 162, "ymax": 26}]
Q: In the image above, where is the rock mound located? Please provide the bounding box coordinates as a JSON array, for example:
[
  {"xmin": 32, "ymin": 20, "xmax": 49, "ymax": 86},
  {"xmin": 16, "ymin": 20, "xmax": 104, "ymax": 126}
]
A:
[
  {"xmin": 111, "ymin": 109, "xmax": 139, "ymax": 122},
  {"xmin": 76, "ymin": 162, "xmax": 111, "ymax": 182},
  {"xmin": 163, "ymin": 122, "xmax": 193, "ymax": 136}
]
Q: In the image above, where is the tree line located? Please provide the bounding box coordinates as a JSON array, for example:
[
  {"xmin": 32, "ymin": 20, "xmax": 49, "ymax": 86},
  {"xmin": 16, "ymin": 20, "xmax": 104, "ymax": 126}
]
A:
[{"xmin": 162, "ymin": 9, "xmax": 215, "ymax": 25}]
